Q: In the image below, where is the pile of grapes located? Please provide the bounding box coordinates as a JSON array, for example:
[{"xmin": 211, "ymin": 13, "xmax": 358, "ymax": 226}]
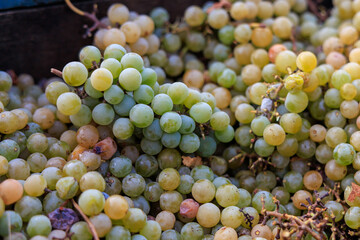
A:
[{"xmin": 1, "ymin": 0, "xmax": 360, "ymax": 239}]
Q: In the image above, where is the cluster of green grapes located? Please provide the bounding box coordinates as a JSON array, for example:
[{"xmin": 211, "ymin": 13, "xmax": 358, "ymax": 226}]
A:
[{"xmin": 1, "ymin": 0, "xmax": 360, "ymax": 239}]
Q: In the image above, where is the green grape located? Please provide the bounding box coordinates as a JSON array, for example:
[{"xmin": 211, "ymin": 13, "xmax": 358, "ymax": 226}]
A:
[
  {"xmin": 210, "ymin": 111, "xmax": 230, "ymax": 131},
  {"xmin": 0, "ymin": 139, "xmax": 20, "ymax": 160},
  {"xmin": 0, "ymin": 71, "xmax": 12, "ymax": 92},
  {"xmin": 7, "ymin": 158, "xmax": 30, "ymax": 180},
  {"xmin": 254, "ymin": 138, "xmax": 275, "ymax": 157},
  {"xmin": 215, "ymin": 125, "xmax": 234, "ymax": 143},
  {"xmin": 143, "ymin": 118, "xmax": 163, "ymax": 140},
  {"xmin": 104, "ymin": 85, "xmax": 124, "ymax": 105},
  {"xmin": 236, "ymin": 188, "xmax": 252, "ymax": 208},
  {"xmin": 56, "ymin": 176, "xmax": 79, "ymax": 200},
  {"xmin": 140, "ymin": 138, "xmax": 162, "ymax": 155},
  {"xmin": 79, "ymin": 45, "xmax": 102, "ymax": 69},
  {"xmin": 345, "ymin": 207, "xmax": 360, "ymax": 229},
  {"xmin": 191, "ymin": 165, "xmax": 214, "ymax": 182},
  {"xmin": 62, "ymin": 61, "xmax": 88, "ymax": 86},
  {"xmin": 134, "ymin": 85, "xmax": 154, "ymax": 104},
  {"xmin": 106, "ymin": 226, "xmax": 131, "ymax": 240},
  {"xmin": 235, "ymin": 103, "xmax": 255, "ymax": 124},
  {"xmin": 178, "ymin": 115, "xmax": 196, "ymax": 134},
  {"xmin": 252, "ymin": 191, "xmax": 276, "ymax": 213},
  {"xmin": 114, "ymin": 95, "xmax": 136, "ymax": 117},
  {"xmin": 144, "ymin": 182, "xmax": 163, "ymax": 202},
  {"xmin": 121, "ymin": 53, "xmax": 144, "ymax": 71},
  {"xmin": 43, "ymin": 191, "xmax": 67, "ymax": 214},
  {"xmin": 150, "ymin": 7, "xmax": 169, "ymax": 27},
  {"xmin": 280, "ymin": 113, "xmax": 302, "ymax": 134},
  {"xmin": 333, "ymin": 143, "xmax": 356, "ymax": 166},
  {"xmin": 70, "ymin": 104, "xmax": 92, "ymax": 127},
  {"xmin": 283, "ymin": 171, "xmax": 303, "ymax": 193},
  {"xmin": 109, "ymin": 156, "xmax": 132, "ymax": 178},
  {"xmin": 161, "ymin": 132, "xmax": 181, "ymax": 148},
  {"xmin": 119, "ymin": 68, "xmax": 142, "ymax": 91},
  {"xmin": 218, "ymin": 25, "xmax": 235, "ymax": 45},
  {"xmin": 180, "ymin": 222, "xmax": 204, "ymax": 240},
  {"xmin": 251, "ymin": 116, "xmax": 270, "ymax": 137},
  {"xmin": 129, "ymin": 104, "xmax": 154, "ymax": 128},
  {"xmin": 122, "ymin": 208, "xmax": 147, "ymax": 233},
  {"xmin": 325, "ymin": 201, "xmax": 344, "ymax": 222},
  {"xmin": 272, "ymin": 187, "xmax": 290, "ymax": 205},
  {"xmin": 139, "ymin": 220, "xmax": 162, "ymax": 240},
  {"xmin": 92, "ymin": 103, "xmax": 115, "ymax": 126},
  {"xmin": 84, "ymin": 78, "xmax": 103, "ymax": 99},
  {"xmin": 26, "ymin": 133, "xmax": 48, "ymax": 153},
  {"xmin": 141, "ymin": 68, "xmax": 157, "ymax": 87},
  {"xmin": 177, "ymin": 174, "xmax": 194, "ymax": 195},
  {"xmin": 45, "ymin": 81, "xmax": 69, "ymax": 105},
  {"xmin": 241, "ymin": 207, "xmax": 259, "ymax": 229},
  {"xmin": 160, "ymin": 112, "xmax": 182, "ymax": 133},
  {"xmin": 122, "ymin": 173, "xmax": 146, "ymax": 197},
  {"xmin": 179, "ymin": 133, "xmax": 200, "ymax": 153},
  {"xmin": 26, "ymin": 215, "xmax": 51, "ymax": 237},
  {"xmin": 216, "ymin": 184, "xmax": 240, "ymax": 207},
  {"xmin": 331, "ymin": 69, "xmax": 351, "ymax": 89},
  {"xmin": 197, "ymin": 136, "xmax": 217, "ymax": 157},
  {"xmin": 0, "ymin": 211, "xmax": 23, "ymax": 237},
  {"xmin": 14, "ymin": 196, "xmax": 42, "ymax": 222},
  {"xmin": 285, "ymin": 90, "xmax": 308, "ymax": 113},
  {"xmin": 189, "ymin": 102, "xmax": 212, "ymax": 124},
  {"xmin": 78, "ymin": 189, "xmax": 105, "ymax": 216},
  {"xmin": 167, "ymin": 82, "xmax": 189, "ymax": 104},
  {"xmin": 184, "ymin": 89, "xmax": 202, "ymax": 109},
  {"xmin": 70, "ymin": 221, "xmax": 92, "ymax": 240},
  {"xmin": 157, "ymin": 148, "xmax": 181, "ymax": 169},
  {"xmin": 163, "ymin": 33, "xmax": 182, "ymax": 53},
  {"xmin": 104, "ymin": 44, "xmax": 127, "ymax": 61},
  {"xmin": 151, "ymin": 93, "xmax": 173, "ymax": 115},
  {"xmin": 256, "ymin": 171, "xmax": 277, "ymax": 190},
  {"xmin": 164, "ymin": 55, "xmax": 184, "ymax": 77},
  {"xmin": 56, "ymin": 92, "xmax": 81, "ymax": 116},
  {"xmin": 186, "ymin": 31, "xmax": 206, "ymax": 52},
  {"xmin": 101, "ymin": 58, "xmax": 122, "ymax": 79}
]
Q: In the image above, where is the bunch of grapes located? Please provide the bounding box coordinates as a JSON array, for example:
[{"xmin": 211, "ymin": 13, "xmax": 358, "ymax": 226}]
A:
[{"xmin": 1, "ymin": 0, "xmax": 360, "ymax": 239}]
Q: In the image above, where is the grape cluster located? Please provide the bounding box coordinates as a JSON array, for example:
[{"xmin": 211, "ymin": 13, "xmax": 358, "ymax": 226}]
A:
[{"xmin": 1, "ymin": 0, "xmax": 360, "ymax": 240}]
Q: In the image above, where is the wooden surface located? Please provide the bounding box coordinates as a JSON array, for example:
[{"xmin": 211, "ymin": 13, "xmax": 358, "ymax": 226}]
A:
[{"xmin": 0, "ymin": 0, "xmax": 207, "ymax": 80}]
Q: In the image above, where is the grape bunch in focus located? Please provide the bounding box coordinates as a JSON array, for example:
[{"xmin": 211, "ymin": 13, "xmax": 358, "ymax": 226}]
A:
[{"xmin": 1, "ymin": 0, "xmax": 360, "ymax": 239}]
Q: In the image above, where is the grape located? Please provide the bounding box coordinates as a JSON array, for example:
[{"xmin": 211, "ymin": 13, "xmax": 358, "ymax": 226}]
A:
[
  {"xmin": 56, "ymin": 177, "xmax": 79, "ymax": 200},
  {"xmin": 0, "ymin": 211, "xmax": 23, "ymax": 237},
  {"xmin": 24, "ymin": 174, "xmax": 47, "ymax": 197},
  {"xmin": 151, "ymin": 93, "xmax": 173, "ymax": 115},
  {"xmin": 56, "ymin": 92, "xmax": 81, "ymax": 115},
  {"xmin": 122, "ymin": 208, "xmax": 147, "ymax": 233},
  {"xmin": 70, "ymin": 221, "xmax": 92, "ymax": 240},
  {"xmin": 0, "ymin": 71, "xmax": 12, "ymax": 92},
  {"xmin": 62, "ymin": 62, "xmax": 88, "ymax": 86},
  {"xmin": 167, "ymin": 82, "xmax": 189, "ymax": 104},
  {"xmin": 0, "ymin": 179, "xmax": 23, "ymax": 204},
  {"xmin": 26, "ymin": 215, "xmax": 52, "ymax": 237},
  {"xmin": 114, "ymin": 95, "xmax": 136, "ymax": 117},
  {"xmin": 101, "ymin": 58, "xmax": 122, "ymax": 79},
  {"xmin": 92, "ymin": 103, "xmax": 115, "ymax": 126},
  {"xmin": 159, "ymin": 112, "xmax": 182, "ymax": 133},
  {"xmin": 79, "ymin": 45, "xmax": 102, "ymax": 69},
  {"xmin": 181, "ymin": 222, "xmax": 204, "ymax": 240},
  {"xmin": 179, "ymin": 133, "xmax": 200, "ymax": 153},
  {"xmin": 129, "ymin": 104, "xmax": 154, "ymax": 128},
  {"xmin": 196, "ymin": 202, "xmax": 220, "ymax": 228},
  {"xmin": 333, "ymin": 143, "xmax": 356, "ymax": 166}
]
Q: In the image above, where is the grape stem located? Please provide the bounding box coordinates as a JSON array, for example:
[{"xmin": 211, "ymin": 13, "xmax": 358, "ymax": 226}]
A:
[
  {"xmin": 260, "ymin": 192, "xmax": 334, "ymax": 240},
  {"xmin": 306, "ymin": 0, "xmax": 329, "ymax": 22},
  {"xmin": 64, "ymin": 0, "xmax": 108, "ymax": 37},
  {"xmin": 71, "ymin": 199, "xmax": 99, "ymax": 240},
  {"xmin": 50, "ymin": 68, "xmax": 63, "ymax": 78}
]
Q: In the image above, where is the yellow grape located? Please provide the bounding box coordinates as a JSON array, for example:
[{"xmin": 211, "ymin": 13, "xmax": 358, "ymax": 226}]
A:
[
  {"xmin": 56, "ymin": 92, "xmax": 81, "ymax": 115},
  {"xmin": 90, "ymin": 68, "xmax": 113, "ymax": 91}
]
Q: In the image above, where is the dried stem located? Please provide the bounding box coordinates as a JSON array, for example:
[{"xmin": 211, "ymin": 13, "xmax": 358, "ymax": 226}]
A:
[
  {"xmin": 71, "ymin": 199, "xmax": 99, "ymax": 240},
  {"xmin": 65, "ymin": 0, "xmax": 108, "ymax": 37},
  {"xmin": 51, "ymin": 68, "xmax": 63, "ymax": 78}
]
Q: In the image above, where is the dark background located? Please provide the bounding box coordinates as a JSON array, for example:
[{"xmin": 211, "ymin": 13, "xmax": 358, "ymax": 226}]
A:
[
  {"xmin": 0, "ymin": 0, "xmax": 333, "ymax": 80},
  {"xmin": 0, "ymin": 0, "xmax": 208, "ymax": 80}
]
